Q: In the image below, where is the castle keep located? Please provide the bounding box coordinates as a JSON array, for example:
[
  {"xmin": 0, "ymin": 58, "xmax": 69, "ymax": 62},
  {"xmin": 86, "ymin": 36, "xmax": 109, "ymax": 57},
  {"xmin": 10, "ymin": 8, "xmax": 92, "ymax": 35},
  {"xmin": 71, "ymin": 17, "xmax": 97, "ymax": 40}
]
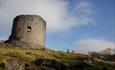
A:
[{"xmin": 8, "ymin": 15, "xmax": 46, "ymax": 48}]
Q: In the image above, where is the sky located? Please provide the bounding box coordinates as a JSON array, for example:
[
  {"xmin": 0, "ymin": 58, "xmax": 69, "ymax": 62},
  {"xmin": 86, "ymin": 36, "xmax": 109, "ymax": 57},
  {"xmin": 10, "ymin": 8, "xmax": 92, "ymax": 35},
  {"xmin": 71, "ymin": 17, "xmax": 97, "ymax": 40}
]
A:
[{"xmin": 0, "ymin": 0, "xmax": 115, "ymax": 54}]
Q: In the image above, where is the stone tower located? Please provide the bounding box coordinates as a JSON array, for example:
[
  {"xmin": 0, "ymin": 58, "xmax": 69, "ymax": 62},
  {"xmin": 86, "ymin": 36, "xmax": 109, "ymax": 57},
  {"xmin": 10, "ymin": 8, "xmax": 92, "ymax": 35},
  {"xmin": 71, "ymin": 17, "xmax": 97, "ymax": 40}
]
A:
[{"xmin": 8, "ymin": 15, "xmax": 46, "ymax": 48}]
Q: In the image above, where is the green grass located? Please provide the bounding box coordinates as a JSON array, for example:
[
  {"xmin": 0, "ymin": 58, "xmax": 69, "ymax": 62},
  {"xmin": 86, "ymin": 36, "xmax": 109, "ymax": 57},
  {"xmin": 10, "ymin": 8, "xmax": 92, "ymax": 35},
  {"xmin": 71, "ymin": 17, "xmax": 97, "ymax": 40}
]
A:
[
  {"xmin": 0, "ymin": 47, "xmax": 85, "ymax": 63},
  {"xmin": 0, "ymin": 46, "xmax": 115, "ymax": 70}
]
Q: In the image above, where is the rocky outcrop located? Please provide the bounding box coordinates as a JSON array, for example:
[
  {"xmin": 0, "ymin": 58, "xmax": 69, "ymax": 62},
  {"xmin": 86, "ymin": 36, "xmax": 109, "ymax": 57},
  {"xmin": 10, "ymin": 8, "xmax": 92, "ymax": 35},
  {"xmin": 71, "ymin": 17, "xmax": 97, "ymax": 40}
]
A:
[{"xmin": 4, "ymin": 59, "xmax": 24, "ymax": 70}]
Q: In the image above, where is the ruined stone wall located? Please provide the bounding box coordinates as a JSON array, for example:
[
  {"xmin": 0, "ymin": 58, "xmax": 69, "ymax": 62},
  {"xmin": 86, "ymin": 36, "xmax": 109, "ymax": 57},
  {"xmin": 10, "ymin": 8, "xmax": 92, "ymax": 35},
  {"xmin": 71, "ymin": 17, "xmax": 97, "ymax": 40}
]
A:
[{"xmin": 8, "ymin": 15, "xmax": 46, "ymax": 48}]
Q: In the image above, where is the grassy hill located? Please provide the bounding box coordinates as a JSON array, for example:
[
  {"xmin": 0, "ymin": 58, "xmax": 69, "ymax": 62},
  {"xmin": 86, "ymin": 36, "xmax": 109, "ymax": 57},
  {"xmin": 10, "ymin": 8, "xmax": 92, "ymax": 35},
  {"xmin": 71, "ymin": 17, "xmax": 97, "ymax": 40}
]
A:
[{"xmin": 0, "ymin": 43, "xmax": 115, "ymax": 70}]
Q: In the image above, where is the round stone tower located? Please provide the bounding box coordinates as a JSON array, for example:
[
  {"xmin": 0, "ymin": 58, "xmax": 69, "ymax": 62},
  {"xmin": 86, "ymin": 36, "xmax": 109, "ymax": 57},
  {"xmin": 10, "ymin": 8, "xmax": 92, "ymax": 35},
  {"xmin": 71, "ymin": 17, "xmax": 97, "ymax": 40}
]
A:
[{"xmin": 8, "ymin": 15, "xmax": 46, "ymax": 48}]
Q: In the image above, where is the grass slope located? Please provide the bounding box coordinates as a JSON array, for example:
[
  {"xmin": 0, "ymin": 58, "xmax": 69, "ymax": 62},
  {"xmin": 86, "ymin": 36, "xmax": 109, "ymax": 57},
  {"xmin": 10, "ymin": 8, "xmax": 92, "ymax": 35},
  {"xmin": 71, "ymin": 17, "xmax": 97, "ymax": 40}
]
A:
[{"xmin": 0, "ymin": 43, "xmax": 115, "ymax": 70}]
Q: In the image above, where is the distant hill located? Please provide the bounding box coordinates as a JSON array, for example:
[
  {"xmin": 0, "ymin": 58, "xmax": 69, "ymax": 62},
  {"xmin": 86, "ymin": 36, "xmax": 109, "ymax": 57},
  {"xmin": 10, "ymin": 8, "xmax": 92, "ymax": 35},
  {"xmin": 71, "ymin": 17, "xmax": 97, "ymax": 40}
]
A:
[{"xmin": 0, "ymin": 42, "xmax": 115, "ymax": 70}]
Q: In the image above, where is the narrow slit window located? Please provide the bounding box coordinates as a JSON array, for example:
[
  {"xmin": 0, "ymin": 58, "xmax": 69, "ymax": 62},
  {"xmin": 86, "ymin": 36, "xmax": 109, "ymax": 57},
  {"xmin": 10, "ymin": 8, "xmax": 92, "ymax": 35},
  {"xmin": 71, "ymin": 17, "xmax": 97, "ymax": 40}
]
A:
[{"xmin": 27, "ymin": 26, "xmax": 31, "ymax": 32}]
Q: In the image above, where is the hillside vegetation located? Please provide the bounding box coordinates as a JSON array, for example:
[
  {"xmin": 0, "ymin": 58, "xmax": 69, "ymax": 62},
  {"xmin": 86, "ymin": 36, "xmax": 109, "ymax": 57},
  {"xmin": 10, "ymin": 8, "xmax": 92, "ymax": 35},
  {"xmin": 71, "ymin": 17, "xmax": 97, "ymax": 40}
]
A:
[{"xmin": 0, "ymin": 42, "xmax": 115, "ymax": 70}]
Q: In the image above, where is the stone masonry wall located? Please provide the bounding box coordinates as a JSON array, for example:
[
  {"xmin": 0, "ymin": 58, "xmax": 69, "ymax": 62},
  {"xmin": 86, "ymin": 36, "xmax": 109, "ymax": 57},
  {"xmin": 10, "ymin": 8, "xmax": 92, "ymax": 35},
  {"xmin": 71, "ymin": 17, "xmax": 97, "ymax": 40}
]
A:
[{"xmin": 8, "ymin": 15, "xmax": 46, "ymax": 48}]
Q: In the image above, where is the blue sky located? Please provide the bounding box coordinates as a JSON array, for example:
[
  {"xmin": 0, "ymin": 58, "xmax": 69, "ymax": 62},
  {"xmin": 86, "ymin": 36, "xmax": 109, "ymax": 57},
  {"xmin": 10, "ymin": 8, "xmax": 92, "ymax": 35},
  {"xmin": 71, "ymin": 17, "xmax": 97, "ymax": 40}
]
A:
[{"xmin": 0, "ymin": 0, "xmax": 115, "ymax": 53}]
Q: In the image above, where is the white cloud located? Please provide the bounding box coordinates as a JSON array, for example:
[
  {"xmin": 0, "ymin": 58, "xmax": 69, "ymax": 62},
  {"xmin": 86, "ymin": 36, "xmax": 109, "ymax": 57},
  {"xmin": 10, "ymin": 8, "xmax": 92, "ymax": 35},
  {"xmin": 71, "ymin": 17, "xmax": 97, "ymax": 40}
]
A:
[
  {"xmin": 0, "ymin": 0, "xmax": 95, "ymax": 40},
  {"xmin": 0, "ymin": 0, "xmax": 70, "ymax": 33},
  {"xmin": 73, "ymin": 0, "xmax": 95, "ymax": 27},
  {"xmin": 73, "ymin": 38, "xmax": 115, "ymax": 54},
  {"xmin": 75, "ymin": 1, "xmax": 93, "ymax": 15}
]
